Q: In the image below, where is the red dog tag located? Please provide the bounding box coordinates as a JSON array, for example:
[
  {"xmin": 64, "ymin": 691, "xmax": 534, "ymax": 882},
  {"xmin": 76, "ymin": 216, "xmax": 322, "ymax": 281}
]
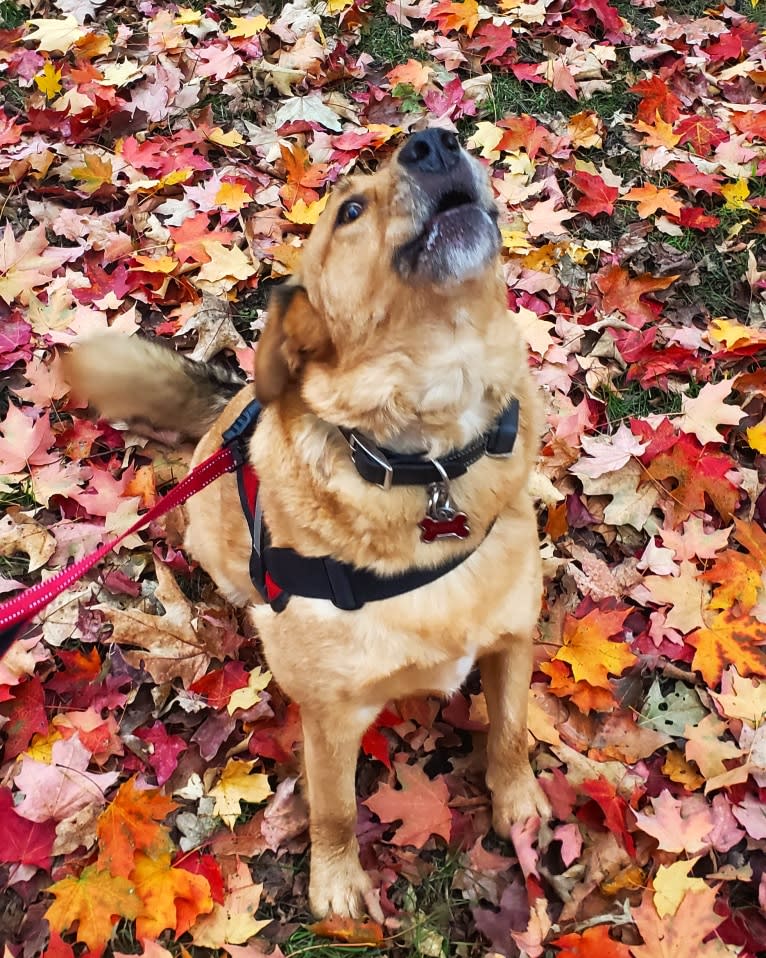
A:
[{"xmin": 419, "ymin": 512, "xmax": 471, "ymax": 542}]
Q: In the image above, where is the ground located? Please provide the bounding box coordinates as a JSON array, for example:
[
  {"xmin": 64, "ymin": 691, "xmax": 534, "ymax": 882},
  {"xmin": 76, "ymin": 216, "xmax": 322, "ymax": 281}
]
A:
[{"xmin": 1, "ymin": 1, "xmax": 766, "ymax": 957}]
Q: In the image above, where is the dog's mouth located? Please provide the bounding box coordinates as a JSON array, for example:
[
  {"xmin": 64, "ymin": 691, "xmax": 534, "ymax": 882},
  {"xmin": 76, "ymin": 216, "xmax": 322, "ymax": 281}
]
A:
[{"xmin": 394, "ymin": 178, "xmax": 500, "ymax": 285}]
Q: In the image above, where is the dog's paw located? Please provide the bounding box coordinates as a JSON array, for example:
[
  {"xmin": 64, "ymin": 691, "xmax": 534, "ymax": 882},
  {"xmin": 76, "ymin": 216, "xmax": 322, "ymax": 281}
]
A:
[
  {"xmin": 491, "ymin": 773, "xmax": 551, "ymax": 839},
  {"xmin": 309, "ymin": 855, "xmax": 374, "ymax": 919}
]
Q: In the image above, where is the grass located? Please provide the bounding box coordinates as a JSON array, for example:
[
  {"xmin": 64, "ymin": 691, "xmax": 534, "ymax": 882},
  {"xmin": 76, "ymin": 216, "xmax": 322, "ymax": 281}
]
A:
[
  {"xmin": 603, "ymin": 380, "xmax": 683, "ymax": 426},
  {"xmin": 354, "ymin": 2, "xmax": 423, "ymax": 67},
  {"xmin": 0, "ymin": 0, "xmax": 24, "ymax": 29}
]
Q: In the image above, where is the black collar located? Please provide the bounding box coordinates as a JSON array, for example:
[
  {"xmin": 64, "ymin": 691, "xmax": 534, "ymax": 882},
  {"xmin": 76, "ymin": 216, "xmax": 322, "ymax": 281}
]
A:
[{"xmin": 340, "ymin": 397, "xmax": 520, "ymax": 489}]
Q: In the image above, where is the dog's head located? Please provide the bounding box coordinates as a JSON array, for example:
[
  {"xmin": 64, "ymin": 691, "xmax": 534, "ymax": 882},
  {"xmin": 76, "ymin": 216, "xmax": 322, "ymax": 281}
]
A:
[{"xmin": 256, "ymin": 131, "xmax": 509, "ymax": 445}]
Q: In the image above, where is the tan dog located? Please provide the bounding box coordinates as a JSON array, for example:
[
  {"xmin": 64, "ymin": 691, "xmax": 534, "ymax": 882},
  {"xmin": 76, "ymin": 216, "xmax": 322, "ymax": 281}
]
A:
[{"xmin": 66, "ymin": 130, "xmax": 550, "ymax": 918}]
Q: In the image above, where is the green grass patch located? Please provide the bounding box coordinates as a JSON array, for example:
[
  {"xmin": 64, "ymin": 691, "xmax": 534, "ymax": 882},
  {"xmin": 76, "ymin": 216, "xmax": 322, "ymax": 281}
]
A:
[
  {"xmin": 284, "ymin": 927, "xmax": 387, "ymax": 958},
  {"xmin": 603, "ymin": 381, "xmax": 683, "ymax": 425},
  {"xmin": 355, "ymin": 2, "xmax": 424, "ymax": 66},
  {"xmin": 0, "ymin": 0, "xmax": 24, "ymax": 29}
]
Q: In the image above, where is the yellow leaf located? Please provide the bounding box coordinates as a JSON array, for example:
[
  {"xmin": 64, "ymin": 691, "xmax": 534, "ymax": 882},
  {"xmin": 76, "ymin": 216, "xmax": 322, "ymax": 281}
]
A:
[
  {"xmin": 327, "ymin": 0, "xmax": 355, "ymax": 10},
  {"xmin": 131, "ymin": 255, "xmax": 179, "ymax": 274},
  {"xmin": 226, "ymin": 15, "xmax": 269, "ymax": 38},
  {"xmin": 70, "ymin": 153, "xmax": 113, "ymax": 193},
  {"xmin": 467, "ymin": 121, "xmax": 504, "ymax": 161},
  {"xmin": 210, "ymin": 758, "xmax": 272, "ymax": 828},
  {"xmin": 227, "ymin": 667, "xmax": 272, "ymax": 715},
  {"xmin": 747, "ymin": 422, "xmax": 766, "ymax": 453},
  {"xmin": 688, "ymin": 611, "xmax": 766, "ymax": 687},
  {"xmin": 653, "ymin": 858, "xmax": 708, "ymax": 917},
  {"xmin": 174, "ymin": 7, "xmax": 202, "ymax": 25},
  {"xmin": 45, "ymin": 866, "xmax": 140, "ymax": 952},
  {"xmin": 622, "ymin": 183, "xmax": 682, "ymax": 218},
  {"xmin": 196, "ymin": 244, "xmax": 256, "ymax": 284},
  {"xmin": 34, "ymin": 61, "xmax": 62, "ymax": 98},
  {"xmin": 96, "ymin": 59, "xmax": 143, "ymax": 88},
  {"xmin": 500, "ymin": 228, "xmax": 533, "ymax": 253},
  {"xmin": 711, "ymin": 669, "xmax": 766, "ymax": 726},
  {"xmin": 721, "ymin": 178, "xmax": 753, "ymax": 211},
  {"xmin": 284, "ymin": 193, "xmax": 329, "ymax": 225},
  {"xmin": 26, "ymin": 16, "xmax": 86, "ymax": 54},
  {"xmin": 553, "ymin": 607, "xmax": 636, "ymax": 689},
  {"xmin": 207, "ymin": 127, "xmax": 245, "ymax": 147},
  {"xmin": 216, "ymin": 181, "xmax": 251, "ymax": 211}
]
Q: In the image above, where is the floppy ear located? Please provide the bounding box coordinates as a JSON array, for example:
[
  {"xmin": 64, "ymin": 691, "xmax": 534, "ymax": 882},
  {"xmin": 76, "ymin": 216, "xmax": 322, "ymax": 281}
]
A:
[{"xmin": 255, "ymin": 283, "xmax": 331, "ymax": 404}]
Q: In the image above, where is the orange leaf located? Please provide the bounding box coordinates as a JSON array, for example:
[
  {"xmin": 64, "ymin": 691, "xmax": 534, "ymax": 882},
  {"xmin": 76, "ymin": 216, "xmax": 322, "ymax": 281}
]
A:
[
  {"xmin": 131, "ymin": 851, "xmax": 214, "ymax": 938},
  {"xmin": 429, "ymin": 0, "xmax": 480, "ymax": 36},
  {"xmin": 96, "ymin": 777, "xmax": 176, "ymax": 877},
  {"xmin": 45, "ymin": 865, "xmax": 140, "ymax": 952},
  {"xmin": 687, "ymin": 611, "xmax": 766, "ymax": 688},
  {"xmin": 595, "ymin": 264, "xmax": 677, "ymax": 327},
  {"xmin": 622, "ymin": 183, "xmax": 682, "ymax": 218},
  {"xmin": 552, "ymin": 607, "xmax": 636, "ymax": 689},
  {"xmin": 309, "ymin": 915, "xmax": 385, "ymax": 945},
  {"xmin": 539, "ymin": 658, "xmax": 617, "ymax": 714},
  {"xmin": 552, "ymin": 923, "xmax": 631, "ymax": 958}
]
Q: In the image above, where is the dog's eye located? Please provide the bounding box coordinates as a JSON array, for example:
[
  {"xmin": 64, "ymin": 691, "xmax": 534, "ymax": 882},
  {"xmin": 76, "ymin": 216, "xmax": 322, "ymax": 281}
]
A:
[{"xmin": 336, "ymin": 198, "xmax": 365, "ymax": 226}]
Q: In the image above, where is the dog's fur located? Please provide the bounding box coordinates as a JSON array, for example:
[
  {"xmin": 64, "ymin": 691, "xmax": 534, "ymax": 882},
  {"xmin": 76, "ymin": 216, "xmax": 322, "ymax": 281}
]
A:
[{"xmin": 65, "ymin": 132, "xmax": 550, "ymax": 918}]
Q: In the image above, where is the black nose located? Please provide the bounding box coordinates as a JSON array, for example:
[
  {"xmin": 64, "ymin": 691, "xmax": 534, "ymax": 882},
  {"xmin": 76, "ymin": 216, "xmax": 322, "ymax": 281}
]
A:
[{"xmin": 398, "ymin": 129, "xmax": 461, "ymax": 175}]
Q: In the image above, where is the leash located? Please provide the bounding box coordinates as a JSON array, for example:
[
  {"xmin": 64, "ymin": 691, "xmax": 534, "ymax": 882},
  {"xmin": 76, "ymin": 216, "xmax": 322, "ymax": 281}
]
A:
[{"xmin": 0, "ymin": 445, "xmax": 241, "ymax": 659}]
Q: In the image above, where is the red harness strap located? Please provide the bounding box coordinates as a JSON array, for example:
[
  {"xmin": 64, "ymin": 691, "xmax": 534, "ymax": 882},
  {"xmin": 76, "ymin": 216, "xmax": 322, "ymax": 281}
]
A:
[{"xmin": 0, "ymin": 446, "xmax": 240, "ymax": 658}]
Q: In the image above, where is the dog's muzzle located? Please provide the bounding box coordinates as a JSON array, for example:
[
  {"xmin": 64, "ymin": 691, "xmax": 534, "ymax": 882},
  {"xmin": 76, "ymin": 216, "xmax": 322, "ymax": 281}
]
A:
[{"xmin": 393, "ymin": 129, "xmax": 501, "ymax": 284}]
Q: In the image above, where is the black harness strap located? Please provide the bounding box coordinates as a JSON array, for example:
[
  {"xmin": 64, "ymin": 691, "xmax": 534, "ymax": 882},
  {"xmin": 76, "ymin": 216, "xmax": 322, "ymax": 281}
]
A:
[{"xmin": 221, "ymin": 396, "xmax": 518, "ymax": 613}]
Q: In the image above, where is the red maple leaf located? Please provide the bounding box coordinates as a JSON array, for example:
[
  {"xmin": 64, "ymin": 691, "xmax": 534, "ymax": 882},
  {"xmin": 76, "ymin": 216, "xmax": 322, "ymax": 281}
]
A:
[
  {"xmin": 644, "ymin": 433, "xmax": 740, "ymax": 522},
  {"xmin": 0, "ymin": 676, "xmax": 48, "ymax": 759},
  {"xmin": 466, "ymin": 22, "xmax": 516, "ymax": 63},
  {"xmin": 668, "ymin": 162, "xmax": 724, "ymax": 195},
  {"xmin": 595, "ymin": 264, "xmax": 677, "ymax": 327},
  {"xmin": 189, "ymin": 660, "xmax": 249, "ymax": 709},
  {"xmin": 674, "ymin": 115, "xmax": 728, "ymax": 154},
  {"xmin": 571, "ymin": 171, "xmax": 619, "ymax": 216},
  {"xmin": 629, "ymin": 76, "xmax": 682, "ymax": 125},
  {"xmin": 0, "ymin": 788, "xmax": 57, "ymax": 869}
]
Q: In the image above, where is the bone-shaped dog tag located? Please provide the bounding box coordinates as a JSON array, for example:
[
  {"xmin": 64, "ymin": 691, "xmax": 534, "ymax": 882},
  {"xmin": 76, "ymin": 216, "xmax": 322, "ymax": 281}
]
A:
[{"xmin": 419, "ymin": 481, "xmax": 470, "ymax": 542}]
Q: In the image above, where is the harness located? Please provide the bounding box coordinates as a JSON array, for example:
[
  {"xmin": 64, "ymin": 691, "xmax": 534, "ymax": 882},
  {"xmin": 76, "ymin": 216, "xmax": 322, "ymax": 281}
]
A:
[{"xmin": 222, "ymin": 398, "xmax": 520, "ymax": 614}]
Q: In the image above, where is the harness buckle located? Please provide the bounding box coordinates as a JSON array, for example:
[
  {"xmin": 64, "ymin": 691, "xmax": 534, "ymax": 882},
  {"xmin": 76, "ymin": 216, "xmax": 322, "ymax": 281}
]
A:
[{"xmin": 348, "ymin": 433, "xmax": 394, "ymax": 490}]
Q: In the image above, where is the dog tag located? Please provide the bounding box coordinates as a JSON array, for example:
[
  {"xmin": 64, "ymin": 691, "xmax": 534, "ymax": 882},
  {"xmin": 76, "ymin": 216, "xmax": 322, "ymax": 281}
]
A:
[{"xmin": 419, "ymin": 481, "xmax": 470, "ymax": 542}]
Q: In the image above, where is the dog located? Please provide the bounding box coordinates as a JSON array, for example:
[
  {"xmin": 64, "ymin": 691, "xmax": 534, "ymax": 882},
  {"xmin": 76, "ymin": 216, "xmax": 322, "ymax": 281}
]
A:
[{"xmin": 65, "ymin": 129, "xmax": 551, "ymax": 918}]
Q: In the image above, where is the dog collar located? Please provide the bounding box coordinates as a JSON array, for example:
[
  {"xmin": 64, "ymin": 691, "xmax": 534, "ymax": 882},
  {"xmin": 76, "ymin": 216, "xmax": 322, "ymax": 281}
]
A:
[{"xmin": 340, "ymin": 397, "xmax": 520, "ymax": 490}]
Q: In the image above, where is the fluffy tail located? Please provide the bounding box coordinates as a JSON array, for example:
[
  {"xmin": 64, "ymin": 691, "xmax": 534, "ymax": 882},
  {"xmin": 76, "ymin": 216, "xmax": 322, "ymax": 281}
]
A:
[{"xmin": 63, "ymin": 335, "xmax": 245, "ymax": 439}]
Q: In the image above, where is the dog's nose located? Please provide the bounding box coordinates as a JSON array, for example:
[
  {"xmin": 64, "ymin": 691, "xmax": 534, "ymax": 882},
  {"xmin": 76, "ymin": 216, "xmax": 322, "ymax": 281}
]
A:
[{"xmin": 398, "ymin": 129, "xmax": 461, "ymax": 175}]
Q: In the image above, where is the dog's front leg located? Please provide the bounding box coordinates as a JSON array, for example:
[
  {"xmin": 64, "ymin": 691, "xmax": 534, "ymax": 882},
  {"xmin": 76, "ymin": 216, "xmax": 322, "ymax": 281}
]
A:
[
  {"xmin": 479, "ymin": 638, "xmax": 551, "ymax": 837},
  {"xmin": 301, "ymin": 706, "xmax": 374, "ymax": 918}
]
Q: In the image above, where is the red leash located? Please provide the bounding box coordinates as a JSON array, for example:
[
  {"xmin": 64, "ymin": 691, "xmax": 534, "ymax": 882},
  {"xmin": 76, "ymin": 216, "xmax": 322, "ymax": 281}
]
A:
[{"xmin": 0, "ymin": 446, "xmax": 239, "ymax": 658}]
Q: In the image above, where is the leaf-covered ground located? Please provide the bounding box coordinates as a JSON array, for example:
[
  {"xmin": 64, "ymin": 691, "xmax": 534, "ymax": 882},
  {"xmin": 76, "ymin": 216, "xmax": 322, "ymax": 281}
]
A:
[{"xmin": 1, "ymin": 0, "xmax": 766, "ymax": 955}]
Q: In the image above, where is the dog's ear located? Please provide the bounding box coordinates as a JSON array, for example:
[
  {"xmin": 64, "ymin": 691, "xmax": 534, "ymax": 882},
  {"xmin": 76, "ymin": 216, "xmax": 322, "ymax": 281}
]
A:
[{"xmin": 255, "ymin": 283, "xmax": 331, "ymax": 403}]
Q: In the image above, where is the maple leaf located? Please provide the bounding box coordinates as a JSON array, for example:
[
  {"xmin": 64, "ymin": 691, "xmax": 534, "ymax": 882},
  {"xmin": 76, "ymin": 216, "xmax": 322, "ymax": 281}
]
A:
[
  {"xmin": 96, "ymin": 777, "xmax": 176, "ymax": 877},
  {"xmin": 98, "ymin": 560, "xmax": 216, "ymax": 686},
  {"xmin": 0, "ymin": 225, "xmax": 73, "ymax": 305},
  {"xmin": 310, "ymin": 915, "xmax": 385, "ymax": 945},
  {"xmin": 45, "ymin": 865, "xmax": 140, "ymax": 952},
  {"xmin": 429, "ymin": 0, "xmax": 480, "ymax": 36},
  {"xmin": 189, "ymin": 860, "xmax": 269, "ymax": 946},
  {"xmin": 652, "ymin": 857, "xmax": 708, "ymax": 917},
  {"xmin": 34, "ymin": 61, "xmax": 63, "ymax": 98},
  {"xmin": 551, "ymin": 607, "xmax": 636, "ymax": 689},
  {"xmin": 645, "ymin": 433, "xmax": 739, "ymax": 522},
  {"xmin": 0, "ymin": 403, "xmax": 58, "ymax": 473},
  {"xmin": 135, "ymin": 722, "xmax": 188, "ymax": 785},
  {"xmin": 189, "ymin": 659, "xmax": 250, "ymax": 708},
  {"xmin": 629, "ymin": 75, "xmax": 682, "ymax": 124},
  {"xmin": 678, "ymin": 380, "xmax": 745, "ymax": 446},
  {"xmin": 633, "ymin": 791, "xmax": 713, "ymax": 854},
  {"xmin": 14, "ymin": 735, "xmax": 119, "ymax": 822},
  {"xmin": 595, "ymin": 265, "xmax": 677, "ymax": 327},
  {"xmin": 26, "ymin": 16, "xmax": 87, "ymax": 54},
  {"xmin": 363, "ymin": 762, "xmax": 451, "ymax": 848},
  {"xmin": 0, "ymin": 787, "xmax": 56, "ymax": 869},
  {"xmin": 552, "ymin": 924, "xmax": 631, "ymax": 958},
  {"xmin": 1, "ymin": 675, "xmax": 48, "ymax": 758},
  {"xmin": 687, "ymin": 611, "xmax": 766, "ymax": 687},
  {"xmin": 570, "ymin": 424, "xmax": 646, "ymax": 479},
  {"xmin": 622, "ymin": 183, "xmax": 682, "ymax": 218},
  {"xmin": 132, "ymin": 851, "xmax": 214, "ymax": 938},
  {"xmin": 71, "ymin": 153, "xmax": 114, "ymax": 194},
  {"xmin": 571, "ymin": 171, "xmax": 619, "ymax": 216},
  {"xmin": 210, "ymin": 758, "xmax": 272, "ymax": 828},
  {"xmin": 630, "ymin": 885, "xmax": 725, "ymax": 958},
  {"xmin": 524, "ymin": 196, "xmax": 578, "ymax": 237}
]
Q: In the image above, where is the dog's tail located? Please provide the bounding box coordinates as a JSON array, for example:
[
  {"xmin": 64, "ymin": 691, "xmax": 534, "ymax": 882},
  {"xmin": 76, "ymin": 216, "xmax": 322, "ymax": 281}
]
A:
[{"xmin": 63, "ymin": 335, "xmax": 245, "ymax": 439}]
